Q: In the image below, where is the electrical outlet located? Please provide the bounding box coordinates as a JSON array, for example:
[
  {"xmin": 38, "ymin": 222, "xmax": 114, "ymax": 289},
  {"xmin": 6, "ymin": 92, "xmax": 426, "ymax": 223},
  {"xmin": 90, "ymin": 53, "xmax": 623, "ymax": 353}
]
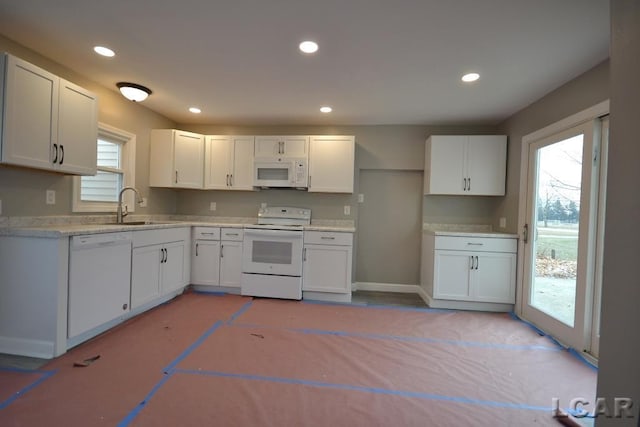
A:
[
  {"xmin": 139, "ymin": 197, "xmax": 148, "ymax": 208},
  {"xmin": 344, "ymin": 205, "xmax": 351, "ymax": 215},
  {"xmin": 358, "ymin": 194, "xmax": 364, "ymax": 203},
  {"xmin": 46, "ymin": 190, "xmax": 56, "ymax": 205},
  {"xmin": 499, "ymin": 217, "xmax": 507, "ymax": 228},
  {"xmin": 210, "ymin": 202, "xmax": 217, "ymax": 211}
]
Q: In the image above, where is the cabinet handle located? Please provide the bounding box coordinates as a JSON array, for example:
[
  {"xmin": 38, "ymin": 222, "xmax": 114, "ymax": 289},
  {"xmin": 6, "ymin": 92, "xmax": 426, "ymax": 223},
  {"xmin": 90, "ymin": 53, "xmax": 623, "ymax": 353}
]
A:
[
  {"xmin": 201, "ymin": 232, "xmax": 216, "ymax": 236},
  {"xmin": 175, "ymin": 171, "xmax": 179, "ymax": 184},
  {"xmin": 475, "ymin": 256, "xmax": 479, "ymax": 270},
  {"xmin": 195, "ymin": 243, "xmax": 199, "ymax": 256},
  {"xmin": 225, "ymin": 233, "xmax": 239, "ymax": 237},
  {"xmin": 303, "ymin": 247, "xmax": 307, "ymax": 261},
  {"xmin": 309, "ymin": 175, "xmax": 311, "ymax": 187},
  {"xmin": 523, "ymin": 224, "xmax": 529, "ymax": 244},
  {"xmin": 220, "ymin": 244, "xmax": 224, "ymax": 258},
  {"xmin": 230, "ymin": 174, "xmax": 233, "ymax": 186},
  {"xmin": 470, "ymin": 256, "xmax": 474, "ymax": 270},
  {"xmin": 52, "ymin": 143, "xmax": 58, "ymax": 163},
  {"xmin": 160, "ymin": 248, "xmax": 164, "ymax": 263},
  {"xmin": 466, "ymin": 243, "xmax": 484, "ymax": 246},
  {"xmin": 468, "ymin": 177, "xmax": 471, "ymax": 192},
  {"xmin": 226, "ymin": 174, "xmax": 230, "ymax": 186},
  {"xmin": 321, "ymin": 236, "xmax": 335, "ymax": 240},
  {"xmin": 123, "ymin": 303, "xmax": 128, "ymax": 311},
  {"xmin": 463, "ymin": 177, "xmax": 467, "ymax": 191},
  {"xmin": 164, "ymin": 248, "xmax": 168, "ymax": 263},
  {"xmin": 59, "ymin": 145, "xmax": 64, "ymax": 165}
]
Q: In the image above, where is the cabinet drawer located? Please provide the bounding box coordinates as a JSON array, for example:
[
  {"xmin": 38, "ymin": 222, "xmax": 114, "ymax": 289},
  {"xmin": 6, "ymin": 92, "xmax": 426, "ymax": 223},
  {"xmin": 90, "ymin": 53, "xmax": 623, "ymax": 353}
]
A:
[
  {"xmin": 193, "ymin": 227, "xmax": 220, "ymax": 240},
  {"xmin": 304, "ymin": 231, "xmax": 353, "ymax": 246},
  {"xmin": 434, "ymin": 236, "xmax": 516, "ymax": 253},
  {"xmin": 221, "ymin": 228, "xmax": 243, "ymax": 241},
  {"xmin": 133, "ymin": 227, "xmax": 190, "ymax": 248}
]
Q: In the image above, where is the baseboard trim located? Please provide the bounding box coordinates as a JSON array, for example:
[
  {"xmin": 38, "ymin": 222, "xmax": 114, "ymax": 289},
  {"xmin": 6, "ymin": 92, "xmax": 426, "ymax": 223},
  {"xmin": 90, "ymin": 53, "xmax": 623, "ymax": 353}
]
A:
[
  {"xmin": 354, "ymin": 282, "xmax": 421, "ymax": 294},
  {"xmin": 0, "ymin": 336, "xmax": 55, "ymax": 359}
]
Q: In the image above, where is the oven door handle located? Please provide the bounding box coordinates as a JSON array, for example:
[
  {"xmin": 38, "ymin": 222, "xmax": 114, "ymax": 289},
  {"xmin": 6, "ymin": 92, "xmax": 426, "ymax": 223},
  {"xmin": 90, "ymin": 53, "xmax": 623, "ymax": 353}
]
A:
[{"xmin": 244, "ymin": 229, "xmax": 303, "ymax": 239}]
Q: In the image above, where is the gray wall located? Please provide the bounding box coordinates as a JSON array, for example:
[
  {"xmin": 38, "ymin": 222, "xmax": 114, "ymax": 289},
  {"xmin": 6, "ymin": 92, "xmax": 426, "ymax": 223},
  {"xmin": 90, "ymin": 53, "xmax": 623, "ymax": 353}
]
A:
[
  {"xmin": 496, "ymin": 60, "xmax": 610, "ymax": 233},
  {"xmin": 0, "ymin": 34, "xmax": 177, "ymax": 217},
  {"xmin": 596, "ymin": 2, "xmax": 640, "ymax": 424}
]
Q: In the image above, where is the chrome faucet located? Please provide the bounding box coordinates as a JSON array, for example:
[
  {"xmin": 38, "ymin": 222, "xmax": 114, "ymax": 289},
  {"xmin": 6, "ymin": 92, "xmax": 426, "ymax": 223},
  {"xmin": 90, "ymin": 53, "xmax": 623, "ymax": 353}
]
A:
[{"xmin": 117, "ymin": 186, "xmax": 143, "ymax": 224}]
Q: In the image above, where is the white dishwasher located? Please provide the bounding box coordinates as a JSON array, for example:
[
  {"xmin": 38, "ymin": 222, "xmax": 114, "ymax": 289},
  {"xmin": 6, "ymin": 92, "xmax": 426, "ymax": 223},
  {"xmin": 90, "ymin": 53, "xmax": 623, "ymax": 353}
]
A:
[{"xmin": 68, "ymin": 232, "xmax": 132, "ymax": 340}]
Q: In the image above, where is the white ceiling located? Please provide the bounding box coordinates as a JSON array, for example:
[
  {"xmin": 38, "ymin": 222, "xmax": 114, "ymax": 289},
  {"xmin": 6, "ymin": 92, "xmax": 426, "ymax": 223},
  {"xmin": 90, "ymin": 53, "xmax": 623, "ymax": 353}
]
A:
[{"xmin": 0, "ymin": 0, "xmax": 609, "ymax": 126}]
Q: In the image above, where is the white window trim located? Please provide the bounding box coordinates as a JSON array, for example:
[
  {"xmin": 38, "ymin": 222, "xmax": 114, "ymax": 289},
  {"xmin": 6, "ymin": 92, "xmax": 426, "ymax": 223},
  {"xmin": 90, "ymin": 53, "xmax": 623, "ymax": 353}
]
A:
[{"xmin": 72, "ymin": 123, "xmax": 136, "ymax": 213}]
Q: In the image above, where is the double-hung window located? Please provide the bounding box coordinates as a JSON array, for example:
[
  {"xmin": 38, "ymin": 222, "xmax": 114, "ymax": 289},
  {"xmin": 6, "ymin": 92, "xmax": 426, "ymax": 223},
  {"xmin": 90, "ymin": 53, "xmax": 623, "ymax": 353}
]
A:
[{"xmin": 73, "ymin": 123, "xmax": 136, "ymax": 212}]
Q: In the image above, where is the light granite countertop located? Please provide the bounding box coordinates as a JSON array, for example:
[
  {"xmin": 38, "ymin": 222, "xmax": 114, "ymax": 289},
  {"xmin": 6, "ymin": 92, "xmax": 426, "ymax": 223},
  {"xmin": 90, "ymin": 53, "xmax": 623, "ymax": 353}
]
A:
[
  {"xmin": 423, "ymin": 223, "xmax": 519, "ymax": 239},
  {"xmin": 0, "ymin": 215, "xmax": 355, "ymax": 238}
]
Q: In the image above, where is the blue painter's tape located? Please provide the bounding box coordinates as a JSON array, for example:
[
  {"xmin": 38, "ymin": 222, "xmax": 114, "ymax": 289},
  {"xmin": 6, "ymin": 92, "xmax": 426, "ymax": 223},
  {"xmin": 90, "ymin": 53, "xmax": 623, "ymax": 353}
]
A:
[
  {"xmin": 567, "ymin": 348, "xmax": 598, "ymax": 372},
  {"xmin": 0, "ymin": 369, "xmax": 56, "ymax": 410},
  {"xmin": 228, "ymin": 300, "xmax": 253, "ymax": 323},
  {"xmin": 174, "ymin": 368, "xmax": 550, "ymax": 412},
  {"xmin": 192, "ymin": 290, "xmax": 228, "ymax": 296},
  {"xmin": 163, "ymin": 320, "xmax": 223, "ymax": 372},
  {"xmin": 229, "ymin": 322, "xmax": 561, "ymax": 352},
  {"xmin": 117, "ymin": 371, "xmax": 174, "ymax": 427},
  {"xmin": 508, "ymin": 312, "xmax": 564, "ymax": 349},
  {"xmin": 302, "ymin": 298, "xmax": 454, "ymax": 313}
]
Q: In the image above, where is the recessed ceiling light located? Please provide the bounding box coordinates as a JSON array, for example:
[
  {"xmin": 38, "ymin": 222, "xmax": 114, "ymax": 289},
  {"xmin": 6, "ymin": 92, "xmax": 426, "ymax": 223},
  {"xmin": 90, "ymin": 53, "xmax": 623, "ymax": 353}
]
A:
[
  {"xmin": 299, "ymin": 41, "xmax": 319, "ymax": 54},
  {"xmin": 189, "ymin": 107, "xmax": 202, "ymax": 114},
  {"xmin": 93, "ymin": 46, "xmax": 115, "ymax": 57},
  {"xmin": 320, "ymin": 106, "xmax": 332, "ymax": 113},
  {"xmin": 461, "ymin": 73, "xmax": 480, "ymax": 83}
]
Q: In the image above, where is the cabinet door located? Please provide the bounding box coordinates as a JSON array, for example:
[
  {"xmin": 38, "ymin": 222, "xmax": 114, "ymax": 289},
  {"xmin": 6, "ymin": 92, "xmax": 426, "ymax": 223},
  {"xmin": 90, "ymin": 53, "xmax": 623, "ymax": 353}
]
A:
[
  {"xmin": 308, "ymin": 136, "xmax": 355, "ymax": 193},
  {"xmin": 466, "ymin": 136, "xmax": 507, "ymax": 196},
  {"xmin": 204, "ymin": 135, "xmax": 231, "ymax": 189},
  {"xmin": 230, "ymin": 136, "xmax": 255, "ymax": 190},
  {"xmin": 174, "ymin": 130, "xmax": 204, "ymax": 188},
  {"xmin": 162, "ymin": 241, "xmax": 186, "ymax": 294},
  {"xmin": 191, "ymin": 240, "xmax": 221, "ymax": 286},
  {"xmin": 424, "ymin": 136, "xmax": 466, "ymax": 195},
  {"xmin": 472, "ymin": 252, "xmax": 516, "ymax": 303},
  {"xmin": 433, "ymin": 250, "xmax": 472, "ymax": 300},
  {"xmin": 303, "ymin": 244, "xmax": 352, "ymax": 293},
  {"xmin": 2, "ymin": 55, "xmax": 58, "ymax": 170},
  {"xmin": 254, "ymin": 136, "xmax": 308, "ymax": 158},
  {"xmin": 57, "ymin": 79, "xmax": 98, "ymax": 175},
  {"xmin": 131, "ymin": 245, "xmax": 162, "ymax": 309},
  {"xmin": 220, "ymin": 240, "xmax": 242, "ymax": 288},
  {"xmin": 68, "ymin": 241, "xmax": 131, "ymax": 338}
]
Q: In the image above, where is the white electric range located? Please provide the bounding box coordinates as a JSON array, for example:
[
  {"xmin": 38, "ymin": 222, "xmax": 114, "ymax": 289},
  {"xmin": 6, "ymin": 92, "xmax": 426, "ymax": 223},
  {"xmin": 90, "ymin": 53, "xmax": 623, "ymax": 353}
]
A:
[{"xmin": 241, "ymin": 207, "xmax": 311, "ymax": 300}]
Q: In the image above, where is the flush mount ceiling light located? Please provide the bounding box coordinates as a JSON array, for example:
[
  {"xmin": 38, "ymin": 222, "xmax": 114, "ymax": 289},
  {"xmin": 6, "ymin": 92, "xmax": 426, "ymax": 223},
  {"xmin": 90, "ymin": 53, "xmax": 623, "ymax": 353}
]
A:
[
  {"xmin": 189, "ymin": 107, "xmax": 202, "ymax": 114},
  {"xmin": 93, "ymin": 46, "xmax": 115, "ymax": 57},
  {"xmin": 116, "ymin": 82, "xmax": 152, "ymax": 102},
  {"xmin": 299, "ymin": 40, "xmax": 319, "ymax": 54},
  {"xmin": 461, "ymin": 72, "xmax": 480, "ymax": 83},
  {"xmin": 320, "ymin": 106, "xmax": 332, "ymax": 113}
]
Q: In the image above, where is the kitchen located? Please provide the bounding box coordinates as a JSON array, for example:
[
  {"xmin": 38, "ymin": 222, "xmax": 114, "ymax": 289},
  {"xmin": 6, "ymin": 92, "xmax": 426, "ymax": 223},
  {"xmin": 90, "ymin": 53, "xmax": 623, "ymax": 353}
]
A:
[{"xmin": 1, "ymin": 0, "xmax": 638, "ymax": 425}]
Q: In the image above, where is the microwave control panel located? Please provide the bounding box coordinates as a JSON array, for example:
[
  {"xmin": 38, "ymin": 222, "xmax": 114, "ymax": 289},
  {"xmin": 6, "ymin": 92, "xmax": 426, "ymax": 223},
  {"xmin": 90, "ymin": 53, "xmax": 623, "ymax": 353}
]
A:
[{"xmin": 295, "ymin": 160, "xmax": 307, "ymax": 184}]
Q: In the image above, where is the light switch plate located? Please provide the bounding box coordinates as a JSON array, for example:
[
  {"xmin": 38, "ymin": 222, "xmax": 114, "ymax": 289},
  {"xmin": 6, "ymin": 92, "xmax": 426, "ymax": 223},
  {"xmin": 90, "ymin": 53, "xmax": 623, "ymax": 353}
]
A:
[
  {"xmin": 499, "ymin": 217, "xmax": 506, "ymax": 228},
  {"xmin": 357, "ymin": 194, "xmax": 364, "ymax": 203},
  {"xmin": 344, "ymin": 205, "xmax": 351, "ymax": 215},
  {"xmin": 139, "ymin": 197, "xmax": 148, "ymax": 208},
  {"xmin": 210, "ymin": 202, "xmax": 217, "ymax": 211},
  {"xmin": 46, "ymin": 190, "xmax": 56, "ymax": 205}
]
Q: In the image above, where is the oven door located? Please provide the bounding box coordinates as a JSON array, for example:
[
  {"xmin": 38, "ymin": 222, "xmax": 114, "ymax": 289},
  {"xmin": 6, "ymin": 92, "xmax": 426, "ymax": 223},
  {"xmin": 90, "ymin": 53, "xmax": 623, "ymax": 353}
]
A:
[
  {"xmin": 242, "ymin": 228, "xmax": 303, "ymax": 276},
  {"xmin": 253, "ymin": 160, "xmax": 293, "ymax": 187}
]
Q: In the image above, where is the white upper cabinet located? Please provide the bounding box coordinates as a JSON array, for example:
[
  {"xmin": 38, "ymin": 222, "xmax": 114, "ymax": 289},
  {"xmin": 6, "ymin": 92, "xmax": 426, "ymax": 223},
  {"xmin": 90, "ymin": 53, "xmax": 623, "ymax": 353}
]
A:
[
  {"xmin": 150, "ymin": 129, "xmax": 204, "ymax": 189},
  {"xmin": 255, "ymin": 135, "xmax": 309, "ymax": 158},
  {"xmin": 308, "ymin": 135, "xmax": 355, "ymax": 193},
  {"xmin": 57, "ymin": 79, "xmax": 98, "ymax": 175},
  {"xmin": 0, "ymin": 53, "xmax": 98, "ymax": 175},
  {"xmin": 204, "ymin": 135, "xmax": 254, "ymax": 190},
  {"xmin": 424, "ymin": 135, "xmax": 507, "ymax": 196}
]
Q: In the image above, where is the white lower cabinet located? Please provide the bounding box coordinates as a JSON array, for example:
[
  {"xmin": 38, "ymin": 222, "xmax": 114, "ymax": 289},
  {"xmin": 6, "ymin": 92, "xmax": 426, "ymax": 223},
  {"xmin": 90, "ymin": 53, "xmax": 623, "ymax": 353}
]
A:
[
  {"xmin": 303, "ymin": 231, "xmax": 353, "ymax": 302},
  {"xmin": 191, "ymin": 227, "xmax": 243, "ymax": 291},
  {"xmin": 131, "ymin": 228, "xmax": 190, "ymax": 309},
  {"xmin": 422, "ymin": 233, "xmax": 517, "ymax": 311}
]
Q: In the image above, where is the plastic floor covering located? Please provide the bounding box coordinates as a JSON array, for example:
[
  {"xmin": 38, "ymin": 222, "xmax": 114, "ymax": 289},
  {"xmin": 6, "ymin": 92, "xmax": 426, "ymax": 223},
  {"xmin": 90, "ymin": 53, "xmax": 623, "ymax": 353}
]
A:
[{"xmin": 0, "ymin": 292, "xmax": 596, "ymax": 426}]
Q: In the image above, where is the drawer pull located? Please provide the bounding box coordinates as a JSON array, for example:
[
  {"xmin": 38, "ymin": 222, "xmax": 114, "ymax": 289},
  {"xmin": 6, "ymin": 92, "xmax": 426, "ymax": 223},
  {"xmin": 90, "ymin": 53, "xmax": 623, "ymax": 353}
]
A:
[
  {"xmin": 467, "ymin": 243, "xmax": 484, "ymax": 246},
  {"xmin": 321, "ymin": 236, "xmax": 335, "ymax": 240},
  {"xmin": 201, "ymin": 232, "xmax": 216, "ymax": 235},
  {"xmin": 225, "ymin": 233, "xmax": 239, "ymax": 236}
]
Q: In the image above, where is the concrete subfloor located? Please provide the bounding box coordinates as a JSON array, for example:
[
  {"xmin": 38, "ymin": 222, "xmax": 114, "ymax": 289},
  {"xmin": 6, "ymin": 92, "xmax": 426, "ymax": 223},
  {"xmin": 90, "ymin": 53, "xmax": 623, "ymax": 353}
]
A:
[{"xmin": 351, "ymin": 290, "xmax": 427, "ymax": 308}]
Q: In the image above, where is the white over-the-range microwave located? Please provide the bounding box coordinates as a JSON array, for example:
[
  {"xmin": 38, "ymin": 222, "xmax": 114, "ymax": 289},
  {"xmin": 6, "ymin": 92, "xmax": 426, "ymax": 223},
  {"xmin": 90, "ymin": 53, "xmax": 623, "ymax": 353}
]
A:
[{"xmin": 253, "ymin": 157, "xmax": 309, "ymax": 188}]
